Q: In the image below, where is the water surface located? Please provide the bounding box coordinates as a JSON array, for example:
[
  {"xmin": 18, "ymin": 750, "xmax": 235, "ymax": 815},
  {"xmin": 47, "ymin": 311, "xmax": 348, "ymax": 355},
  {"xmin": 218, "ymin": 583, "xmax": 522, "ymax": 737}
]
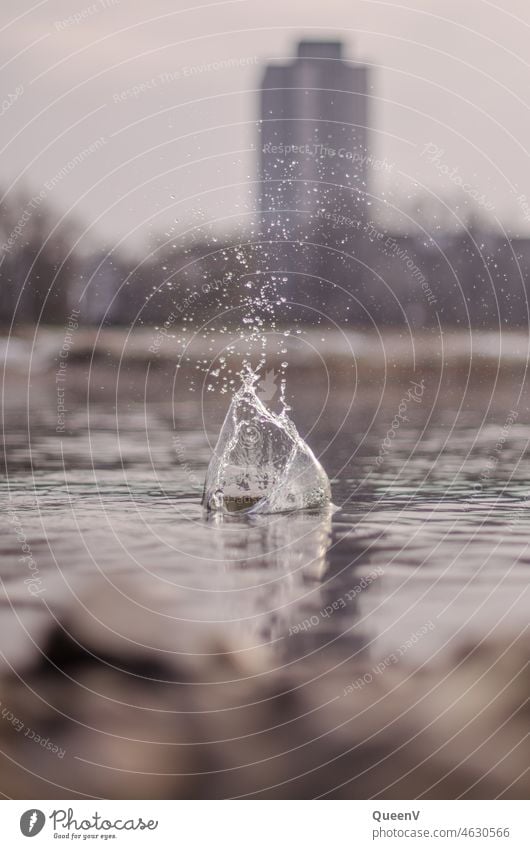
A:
[{"xmin": 1, "ymin": 330, "xmax": 529, "ymax": 678}]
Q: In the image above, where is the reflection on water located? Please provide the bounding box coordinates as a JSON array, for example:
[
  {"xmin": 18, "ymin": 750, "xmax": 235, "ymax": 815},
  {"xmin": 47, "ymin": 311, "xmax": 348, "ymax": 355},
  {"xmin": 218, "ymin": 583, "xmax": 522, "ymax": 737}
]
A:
[
  {"xmin": 207, "ymin": 508, "xmax": 334, "ymax": 652},
  {"xmin": 1, "ymin": 356, "xmax": 529, "ymax": 685}
]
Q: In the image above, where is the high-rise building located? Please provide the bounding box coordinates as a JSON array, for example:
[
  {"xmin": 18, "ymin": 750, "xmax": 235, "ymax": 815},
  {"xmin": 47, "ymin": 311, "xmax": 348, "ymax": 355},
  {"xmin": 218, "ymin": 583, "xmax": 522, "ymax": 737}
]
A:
[
  {"xmin": 259, "ymin": 40, "xmax": 370, "ymax": 222},
  {"xmin": 257, "ymin": 40, "xmax": 371, "ymax": 311}
]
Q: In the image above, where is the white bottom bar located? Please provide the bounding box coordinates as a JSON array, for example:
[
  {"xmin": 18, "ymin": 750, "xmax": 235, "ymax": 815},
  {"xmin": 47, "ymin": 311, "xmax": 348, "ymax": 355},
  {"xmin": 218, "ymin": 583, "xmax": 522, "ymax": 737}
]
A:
[{"xmin": 1, "ymin": 800, "xmax": 527, "ymax": 847}]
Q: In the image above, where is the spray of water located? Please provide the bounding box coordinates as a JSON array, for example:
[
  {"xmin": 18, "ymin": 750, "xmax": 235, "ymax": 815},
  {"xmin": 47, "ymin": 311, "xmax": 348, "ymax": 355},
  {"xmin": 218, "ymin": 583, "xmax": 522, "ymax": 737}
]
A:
[
  {"xmin": 202, "ymin": 366, "xmax": 330, "ymax": 514},
  {"xmin": 160, "ymin": 196, "xmax": 331, "ymax": 513}
]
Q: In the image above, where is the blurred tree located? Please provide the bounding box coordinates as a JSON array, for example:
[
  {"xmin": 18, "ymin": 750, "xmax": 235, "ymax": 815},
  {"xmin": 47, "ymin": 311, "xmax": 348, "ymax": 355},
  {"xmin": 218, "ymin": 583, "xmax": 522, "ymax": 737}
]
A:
[{"xmin": 0, "ymin": 186, "xmax": 79, "ymax": 326}]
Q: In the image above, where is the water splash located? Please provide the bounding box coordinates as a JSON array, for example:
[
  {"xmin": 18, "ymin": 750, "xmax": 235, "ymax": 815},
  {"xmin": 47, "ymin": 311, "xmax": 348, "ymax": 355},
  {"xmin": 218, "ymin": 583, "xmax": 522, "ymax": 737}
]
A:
[{"xmin": 203, "ymin": 370, "xmax": 331, "ymax": 514}]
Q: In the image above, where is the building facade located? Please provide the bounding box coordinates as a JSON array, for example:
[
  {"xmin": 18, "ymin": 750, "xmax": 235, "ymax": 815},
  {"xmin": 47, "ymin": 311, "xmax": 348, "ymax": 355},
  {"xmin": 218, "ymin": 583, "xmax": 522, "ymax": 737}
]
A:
[{"xmin": 258, "ymin": 40, "xmax": 371, "ymax": 294}]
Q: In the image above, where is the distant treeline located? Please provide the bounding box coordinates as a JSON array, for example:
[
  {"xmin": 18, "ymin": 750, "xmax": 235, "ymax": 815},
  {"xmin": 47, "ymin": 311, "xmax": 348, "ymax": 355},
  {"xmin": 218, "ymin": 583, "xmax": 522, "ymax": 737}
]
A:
[{"xmin": 2, "ymin": 186, "xmax": 530, "ymax": 330}]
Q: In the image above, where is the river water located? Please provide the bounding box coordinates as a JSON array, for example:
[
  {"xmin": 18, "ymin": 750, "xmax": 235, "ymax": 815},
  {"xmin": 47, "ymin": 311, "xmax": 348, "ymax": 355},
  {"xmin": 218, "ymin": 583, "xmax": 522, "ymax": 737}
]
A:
[{"xmin": 1, "ymin": 328, "xmax": 528, "ymax": 677}]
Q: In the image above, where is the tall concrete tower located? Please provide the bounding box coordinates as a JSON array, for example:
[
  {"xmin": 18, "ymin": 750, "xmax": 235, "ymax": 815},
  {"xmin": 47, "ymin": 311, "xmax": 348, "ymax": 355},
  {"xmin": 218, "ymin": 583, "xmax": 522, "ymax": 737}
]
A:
[
  {"xmin": 258, "ymin": 40, "xmax": 371, "ymax": 308},
  {"xmin": 259, "ymin": 40, "xmax": 370, "ymax": 221}
]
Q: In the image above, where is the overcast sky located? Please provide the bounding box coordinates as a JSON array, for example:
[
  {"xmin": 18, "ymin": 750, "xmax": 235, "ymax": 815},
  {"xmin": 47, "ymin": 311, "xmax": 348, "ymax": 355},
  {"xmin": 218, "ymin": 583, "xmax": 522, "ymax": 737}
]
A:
[{"xmin": 1, "ymin": 0, "xmax": 530, "ymax": 253}]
